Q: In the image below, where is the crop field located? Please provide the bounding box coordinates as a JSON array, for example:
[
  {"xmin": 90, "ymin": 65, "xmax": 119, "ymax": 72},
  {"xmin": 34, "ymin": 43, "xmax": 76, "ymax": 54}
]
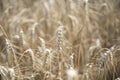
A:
[{"xmin": 0, "ymin": 0, "xmax": 120, "ymax": 80}]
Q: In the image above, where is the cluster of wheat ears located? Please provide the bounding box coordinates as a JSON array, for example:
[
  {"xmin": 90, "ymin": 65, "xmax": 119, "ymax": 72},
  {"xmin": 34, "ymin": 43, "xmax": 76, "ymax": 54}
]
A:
[{"xmin": 0, "ymin": 0, "xmax": 120, "ymax": 80}]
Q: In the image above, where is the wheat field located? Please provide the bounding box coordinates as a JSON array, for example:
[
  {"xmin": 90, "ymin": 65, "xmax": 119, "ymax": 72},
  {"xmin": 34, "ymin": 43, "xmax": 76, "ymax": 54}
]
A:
[{"xmin": 0, "ymin": 0, "xmax": 120, "ymax": 80}]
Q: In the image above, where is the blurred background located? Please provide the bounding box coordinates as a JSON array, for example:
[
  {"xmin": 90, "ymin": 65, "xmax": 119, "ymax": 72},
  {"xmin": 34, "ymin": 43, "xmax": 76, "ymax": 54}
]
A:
[{"xmin": 0, "ymin": 0, "xmax": 120, "ymax": 80}]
